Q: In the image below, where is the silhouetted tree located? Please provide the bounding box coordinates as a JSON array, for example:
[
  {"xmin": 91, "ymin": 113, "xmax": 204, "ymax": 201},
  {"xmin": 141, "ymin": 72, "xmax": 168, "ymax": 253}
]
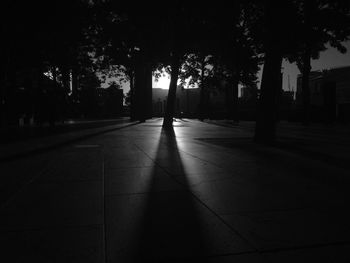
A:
[
  {"xmin": 287, "ymin": 0, "xmax": 350, "ymax": 125},
  {"xmin": 253, "ymin": 0, "xmax": 300, "ymax": 144},
  {"xmin": 175, "ymin": 2, "xmax": 261, "ymax": 123},
  {"xmin": 214, "ymin": 1, "xmax": 261, "ymax": 123},
  {"xmin": 2, "ymin": 0, "xmax": 98, "ymax": 125},
  {"xmin": 177, "ymin": 53, "xmax": 212, "ymax": 120},
  {"xmin": 162, "ymin": 2, "xmax": 251, "ymax": 127},
  {"xmin": 79, "ymin": 67, "xmax": 102, "ymax": 118}
]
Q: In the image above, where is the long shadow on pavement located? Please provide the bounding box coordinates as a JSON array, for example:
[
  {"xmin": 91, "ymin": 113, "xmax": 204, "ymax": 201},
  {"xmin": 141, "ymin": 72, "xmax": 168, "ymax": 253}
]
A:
[
  {"xmin": 132, "ymin": 127, "xmax": 209, "ymax": 262},
  {"xmin": 0, "ymin": 121, "xmax": 140, "ymax": 163}
]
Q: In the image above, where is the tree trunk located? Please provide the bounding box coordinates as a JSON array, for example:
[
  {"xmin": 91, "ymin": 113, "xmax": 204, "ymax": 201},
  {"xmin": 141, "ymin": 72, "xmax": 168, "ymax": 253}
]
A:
[
  {"xmin": 134, "ymin": 60, "xmax": 145, "ymax": 122},
  {"xmin": 254, "ymin": 47, "xmax": 283, "ymax": 144},
  {"xmin": 301, "ymin": 46, "xmax": 311, "ymax": 125},
  {"xmin": 71, "ymin": 67, "xmax": 79, "ymax": 100},
  {"xmin": 254, "ymin": 0, "xmax": 284, "ymax": 144},
  {"xmin": 61, "ymin": 66, "xmax": 70, "ymax": 95},
  {"xmin": 144, "ymin": 63, "xmax": 153, "ymax": 119},
  {"xmin": 163, "ymin": 55, "xmax": 180, "ymax": 128},
  {"xmin": 232, "ymin": 73, "xmax": 239, "ymax": 123},
  {"xmin": 301, "ymin": 0, "xmax": 314, "ymax": 125},
  {"xmin": 34, "ymin": 65, "xmax": 44, "ymax": 122},
  {"xmin": 226, "ymin": 69, "xmax": 239, "ymax": 122},
  {"xmin": 52, "ymin": 66, "xmax": 57, "ymax": 88},
  {"xmin": 198, "ymin": 56, "xmax": 206, "ymax": 121},
  {"xmin": 1, "ymin": 22, "xmax": 11, "ymax": 127},
  {"xmin": 0, "ymin": 65, "xmax": 7, "ymax": 127},
  {"xmin": 129, "ymin": 70, "xmax": 136, "ymax": 121},
  {"xmin": 225, "ymin": 83, "xmax": 233, "ymax": 120},
  {"xmin": 133, "ymin": 54, "xmax": 153, "ymax": 122}
]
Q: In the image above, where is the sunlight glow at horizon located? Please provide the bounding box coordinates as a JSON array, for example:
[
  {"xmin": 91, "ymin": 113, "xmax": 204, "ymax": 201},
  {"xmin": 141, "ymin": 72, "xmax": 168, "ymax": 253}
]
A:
[
  {"xmin": 152, "ymin": 72, "xmax": 198, "ymax": 90},
  {"xmin": 153, "ymin": 74, "xmax": 171, "ymax": 89},
  {"xmin": 108, "ymin": 41, "xmax": 350, "ymax": 93}
]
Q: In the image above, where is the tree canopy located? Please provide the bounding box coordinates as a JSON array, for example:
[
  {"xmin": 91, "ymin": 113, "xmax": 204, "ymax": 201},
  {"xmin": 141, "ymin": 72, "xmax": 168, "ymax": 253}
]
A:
[{"xmin": 2, "ymin": 0, "xmax": 350, "ymax": 142}]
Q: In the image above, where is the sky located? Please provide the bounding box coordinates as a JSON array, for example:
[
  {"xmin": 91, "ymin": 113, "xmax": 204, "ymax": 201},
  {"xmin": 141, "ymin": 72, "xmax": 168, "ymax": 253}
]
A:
[{"xmin": 106, "ymin": 41, "xmax": 350, "ymax": 95}]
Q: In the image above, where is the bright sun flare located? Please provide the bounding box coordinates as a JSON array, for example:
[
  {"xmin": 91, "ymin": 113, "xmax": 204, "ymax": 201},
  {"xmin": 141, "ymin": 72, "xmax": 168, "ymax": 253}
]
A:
[
  {"xmin": 154, "ymin": 75, "xmax": 171, "ymax": 89},
  {"xmin": 153, "ymin": 70, "xmax": 196, "ymax": 89}
]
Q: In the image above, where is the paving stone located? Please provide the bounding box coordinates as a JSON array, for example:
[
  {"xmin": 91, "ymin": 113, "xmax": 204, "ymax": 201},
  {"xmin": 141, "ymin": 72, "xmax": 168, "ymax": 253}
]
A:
[
  {"xmin": 105, "ymin": 167, "xmax": 183, "ymax": 195},
  {"xmin": 1, "ymin": 225, "xmax": 104, "ymax": 263},
  {"xmin": 1, "ymin": 118, "xmax": 350, "ymax": 262},
  {"xmin": 0, "ymin": 181, "xmax": 103, "ymax": 231},
  {"xmin": 105, "ymin": 191, "xmax": 253, "ymax": 262},
  {"xmin": 262, "ymin": 244, "xmax": 350, "ymax": 263},
  {"xmin": 208, "ymin": 253, "xmax": 266, "ymax": 263},
  {"xmin": 36, "ymin": 149, "xmax": 103, "ymax": 183},
  {"xmin": 221, "ymin": 207, "xmax": 350, "ymax": 251}
]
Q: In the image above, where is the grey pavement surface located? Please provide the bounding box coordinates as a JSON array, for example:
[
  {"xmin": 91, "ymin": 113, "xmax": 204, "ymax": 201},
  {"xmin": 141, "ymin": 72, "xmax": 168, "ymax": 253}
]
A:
[
  {"xmin": 1, "ymin": 118, "xmax": 350, "ymax": 262},
  {"xmin": 0, "ymin": 119, "xmax": 138, "ymax": 161},
  {"xmin": 0, "ymin": 118, "xmax": 132, "ymax": 144}
]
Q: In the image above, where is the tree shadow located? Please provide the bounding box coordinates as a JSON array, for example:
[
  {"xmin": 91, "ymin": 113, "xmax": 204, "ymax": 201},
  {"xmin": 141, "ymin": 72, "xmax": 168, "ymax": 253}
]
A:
[{"xmin": 132, "ymin": 127, "xmax": 210, "ymax": 262}]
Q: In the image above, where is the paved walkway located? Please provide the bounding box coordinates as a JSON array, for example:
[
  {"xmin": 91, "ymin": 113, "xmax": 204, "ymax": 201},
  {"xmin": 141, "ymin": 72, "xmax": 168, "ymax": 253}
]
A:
[
  {"xmin": 0, "ymin": 119, "xmax": 138, "ymax": 161},
  {"xmin": 1, "ymin": 118, "xmax": 349, "ymax": 262}
]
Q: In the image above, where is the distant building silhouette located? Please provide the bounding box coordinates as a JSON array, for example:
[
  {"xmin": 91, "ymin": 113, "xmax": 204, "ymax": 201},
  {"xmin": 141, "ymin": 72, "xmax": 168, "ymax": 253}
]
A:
[
  {"xmin": 152, "ymin": 87, "xmax": 200, "ymax": 117},
  {"xmin": 296, "ymin": 65, "xmax": 350, "ymax": 122},
  {"xmin": 152, "ymin": 88, "xmax": 169, "ymax": 117},
  {"xmin": 153, "ymin": 84, "xmax": 260, "ymax": 120},
  {"xmin": 153, "ymin": 87, "xmax": 228, "ymax": 118}
]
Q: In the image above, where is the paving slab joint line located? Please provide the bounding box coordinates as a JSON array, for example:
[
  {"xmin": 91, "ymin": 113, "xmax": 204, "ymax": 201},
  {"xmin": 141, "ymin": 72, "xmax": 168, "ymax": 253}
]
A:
[
  {"xmin": 36, "ymin": 178, "xmax": 103, "ymax": 184},
  {"xmin": 158, "ymin": 139, "xmax": 233, "ymax": 177},
  {"xmin": 204, "ymin": 120, "xmax": 254, "ymax": 131},
  {"xmin": 206, "ymin": 250, "xmax": 261, "ymax": 259},
  {"xmin": 0, "ymin": 223, "xmax": 104, "ymax": 233},
  {"xmin": 0, "ymin": 123, "xmax": 140, "ymax": 210},
  {"xmin": 0, "ymin": 164, "xmax": 52, "ymax": 209},
  {"xmin": 259, "ymin": 240, "xmax": 350, "ymax": 254},
  {"xmin": 132, "ymin": 142, "xmax": 259, "ymax": 253},
  {"xmin": 105, "ymin": 189, "xmax": 187, "ymax": 197},
  {"xmin": 102, "ymin": 149, "xmax": 108, "ymax": 263},
  {"xmin": 0, "ymin": 122, "xmax": 140, "ymax": 163},
  {"xmin": 170, "ymin": 174, "xmax": 260, "ymax": 252}
]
